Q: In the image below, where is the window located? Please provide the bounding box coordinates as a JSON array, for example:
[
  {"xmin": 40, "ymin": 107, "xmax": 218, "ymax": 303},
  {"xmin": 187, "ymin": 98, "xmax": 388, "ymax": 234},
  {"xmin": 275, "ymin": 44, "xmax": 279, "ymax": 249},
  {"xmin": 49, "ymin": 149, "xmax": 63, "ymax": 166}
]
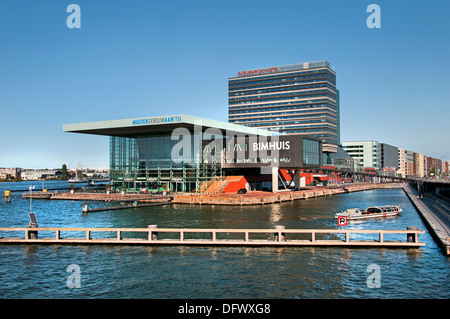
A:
[{"xmin": 303, "ymin": 139, "xmax": 320, "ymax": 166}]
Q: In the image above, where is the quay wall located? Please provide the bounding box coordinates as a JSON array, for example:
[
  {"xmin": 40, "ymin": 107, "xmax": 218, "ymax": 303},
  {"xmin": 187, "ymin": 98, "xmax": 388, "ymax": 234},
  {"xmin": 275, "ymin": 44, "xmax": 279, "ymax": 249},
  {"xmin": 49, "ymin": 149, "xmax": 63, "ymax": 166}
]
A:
[
  {"xmin": 22, "ymin": 183, "xmax": 401, "ymax": 206},
  {"xmin": 172, "ymin": 183, "xmax": 389, "ymax": 206},
  {"xmin": 402, "ymin": 184, "xmax": 450, "ymax": 255}
]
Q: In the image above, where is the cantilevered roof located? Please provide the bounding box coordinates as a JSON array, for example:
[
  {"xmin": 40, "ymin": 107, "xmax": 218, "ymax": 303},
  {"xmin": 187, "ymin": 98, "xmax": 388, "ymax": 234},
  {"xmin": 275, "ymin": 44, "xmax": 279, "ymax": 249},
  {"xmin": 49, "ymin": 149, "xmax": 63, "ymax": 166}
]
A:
[{"xmin": 63, "ymin": 114, "xmax": 281, "ymax": 137}]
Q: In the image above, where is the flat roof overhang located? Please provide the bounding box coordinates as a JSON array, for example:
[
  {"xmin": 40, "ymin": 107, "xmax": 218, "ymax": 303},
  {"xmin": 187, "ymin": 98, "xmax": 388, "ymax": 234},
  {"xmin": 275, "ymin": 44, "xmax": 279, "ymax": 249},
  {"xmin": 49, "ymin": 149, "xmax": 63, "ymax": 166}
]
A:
[{"xmin": 63, "ymin": 114, "xmax": 281, "ymax": 138}]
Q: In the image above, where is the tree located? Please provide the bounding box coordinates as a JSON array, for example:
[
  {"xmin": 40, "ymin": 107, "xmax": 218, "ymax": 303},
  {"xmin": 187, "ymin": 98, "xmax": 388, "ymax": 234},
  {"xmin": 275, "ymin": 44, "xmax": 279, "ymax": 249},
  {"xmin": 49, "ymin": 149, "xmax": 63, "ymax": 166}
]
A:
[
  {"xmin": 62, "ymin": 164, "xmax": 69, "ymax": 180},
  {"xmin": 428, "ymin": 167, "xmax": 437, "ymax": 178}
]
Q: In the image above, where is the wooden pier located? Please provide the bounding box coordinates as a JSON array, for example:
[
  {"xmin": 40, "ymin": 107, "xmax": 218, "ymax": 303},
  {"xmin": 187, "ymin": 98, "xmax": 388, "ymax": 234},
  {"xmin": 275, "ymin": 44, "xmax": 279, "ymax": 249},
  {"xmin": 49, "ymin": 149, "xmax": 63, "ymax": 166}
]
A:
[
  {"xmin": 0, "ymin": 226, "xmax": 425, "ymax": 248},
  {"xmin": 81, "ymin": 201, "xmax": 169, "ymax": 213}
]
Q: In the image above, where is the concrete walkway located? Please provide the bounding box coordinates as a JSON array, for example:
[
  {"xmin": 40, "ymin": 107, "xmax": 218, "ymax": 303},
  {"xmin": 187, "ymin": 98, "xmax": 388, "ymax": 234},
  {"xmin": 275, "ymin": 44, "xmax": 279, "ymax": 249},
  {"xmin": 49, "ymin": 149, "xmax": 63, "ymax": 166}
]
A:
[{"xmin": 403, "ymin": 183, "xmax": 450, "ymax": 255}]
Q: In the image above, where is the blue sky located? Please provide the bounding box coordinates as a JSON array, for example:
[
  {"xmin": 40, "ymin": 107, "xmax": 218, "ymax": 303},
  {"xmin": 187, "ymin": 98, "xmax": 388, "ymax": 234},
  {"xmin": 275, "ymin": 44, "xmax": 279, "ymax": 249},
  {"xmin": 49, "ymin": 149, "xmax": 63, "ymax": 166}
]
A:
[{"xmin": 1, "ymin": 0, "xmax": 449, "ymax": 169}]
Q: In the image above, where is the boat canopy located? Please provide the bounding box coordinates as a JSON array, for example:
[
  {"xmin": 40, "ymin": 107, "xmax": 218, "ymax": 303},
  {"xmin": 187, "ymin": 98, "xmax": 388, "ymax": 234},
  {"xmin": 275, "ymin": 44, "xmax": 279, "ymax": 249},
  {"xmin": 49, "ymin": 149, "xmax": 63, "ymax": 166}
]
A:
[{"xmin": 366, "ymin": 205, "xmax": 400, "ymax": 214}]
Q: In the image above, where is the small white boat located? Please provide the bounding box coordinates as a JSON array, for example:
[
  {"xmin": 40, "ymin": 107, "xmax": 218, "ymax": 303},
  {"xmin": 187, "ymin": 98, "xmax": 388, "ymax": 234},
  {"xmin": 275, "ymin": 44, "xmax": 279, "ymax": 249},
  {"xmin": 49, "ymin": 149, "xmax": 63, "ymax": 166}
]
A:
[{"xmin": 335, "ymin": 205, "xmax": 402, "ymax": 220}]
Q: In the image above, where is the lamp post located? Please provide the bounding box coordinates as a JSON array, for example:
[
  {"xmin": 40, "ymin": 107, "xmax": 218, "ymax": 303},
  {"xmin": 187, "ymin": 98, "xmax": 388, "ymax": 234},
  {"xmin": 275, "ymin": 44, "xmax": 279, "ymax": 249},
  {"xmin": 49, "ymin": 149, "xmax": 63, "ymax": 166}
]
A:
[
  {"xmin": 29, "ymin": 185, "xmax": 35, "ymax": 214},
  {"xmin": 438, "ymin": 155, "xmax": 447, "ymax": 179}
]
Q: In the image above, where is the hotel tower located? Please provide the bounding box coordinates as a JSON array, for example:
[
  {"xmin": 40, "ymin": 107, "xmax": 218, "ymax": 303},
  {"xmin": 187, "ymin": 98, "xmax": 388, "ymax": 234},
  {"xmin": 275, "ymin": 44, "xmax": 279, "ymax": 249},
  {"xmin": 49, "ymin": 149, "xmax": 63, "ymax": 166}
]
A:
[{"xmin": 228, "ymin": 60, "xmax": 340, "ymax": 154}]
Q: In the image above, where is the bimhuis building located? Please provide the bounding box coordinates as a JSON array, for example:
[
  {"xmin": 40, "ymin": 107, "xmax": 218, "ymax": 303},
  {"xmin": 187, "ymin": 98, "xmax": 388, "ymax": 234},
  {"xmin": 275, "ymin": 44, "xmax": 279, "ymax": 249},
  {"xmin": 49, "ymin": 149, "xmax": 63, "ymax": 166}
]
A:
[
  {"xmin": 63, "ymin": 61, "xmax": 358, "ymax": 193},
  {"xmin": 63, "ymin": 114, "xmax": 322, "ymax": 193}
]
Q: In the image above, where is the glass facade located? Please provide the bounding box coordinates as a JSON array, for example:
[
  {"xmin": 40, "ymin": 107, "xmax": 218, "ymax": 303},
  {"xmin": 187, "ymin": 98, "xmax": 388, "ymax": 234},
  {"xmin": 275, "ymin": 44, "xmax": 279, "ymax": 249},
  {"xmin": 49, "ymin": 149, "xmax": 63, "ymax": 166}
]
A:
[
  {"xmin": 110, "ymin": 135, "xmax": 222, "ymax": 193},
  {"xmin": 323, "ymin": 146, "xmax": 362, "ymax": 171},
  {"xmin": 303, "ymin": 138, "xmax": 320, "ymax": 166},
  {"xmin": 109, "ymin": 133, "xmax": 322, "ymax": 192}
]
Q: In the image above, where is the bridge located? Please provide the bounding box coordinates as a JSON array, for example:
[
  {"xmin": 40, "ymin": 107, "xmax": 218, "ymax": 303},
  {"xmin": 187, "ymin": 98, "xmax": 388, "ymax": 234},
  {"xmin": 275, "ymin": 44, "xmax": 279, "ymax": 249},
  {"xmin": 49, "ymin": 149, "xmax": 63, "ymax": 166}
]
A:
[{"xmin": 310, "ymin": 166, "xmax": 450, "ymax": 190}]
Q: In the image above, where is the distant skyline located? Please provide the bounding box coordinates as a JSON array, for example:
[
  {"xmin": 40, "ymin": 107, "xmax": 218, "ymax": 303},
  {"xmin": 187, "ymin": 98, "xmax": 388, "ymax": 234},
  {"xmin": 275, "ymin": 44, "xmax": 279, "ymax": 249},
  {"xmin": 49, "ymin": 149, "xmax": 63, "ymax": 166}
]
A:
[{"xmin": 1, "ymin": 0, "xmax": 449, "ymax": 169}]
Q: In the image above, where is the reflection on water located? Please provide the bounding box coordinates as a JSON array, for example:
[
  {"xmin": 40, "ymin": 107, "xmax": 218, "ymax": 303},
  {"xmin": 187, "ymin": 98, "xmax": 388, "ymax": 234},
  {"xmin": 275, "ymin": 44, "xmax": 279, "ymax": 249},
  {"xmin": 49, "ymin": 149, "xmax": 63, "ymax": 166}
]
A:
[
  {"xmin": 269, "ymin": 204, "xmax": 283, "ymax": 224},
  {"xmin": 0, "ymin": 181, "xmax": 449, "ymax": 299}
]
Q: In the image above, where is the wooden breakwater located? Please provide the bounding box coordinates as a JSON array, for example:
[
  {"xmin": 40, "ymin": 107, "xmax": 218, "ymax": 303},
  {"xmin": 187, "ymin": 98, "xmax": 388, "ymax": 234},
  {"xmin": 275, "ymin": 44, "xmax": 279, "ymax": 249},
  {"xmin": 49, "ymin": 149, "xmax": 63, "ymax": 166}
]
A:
[
  {"xmin": 81, "ymin": 201, "xmax": 170, "ymax": 213},
  {"xmin": 22, "ymin": 191, "xmax": 173, "ymax": 202},
  {"xmin": 0, "ymin": 226, "xmax": 425, "ymax": 248},
  {"xmin": 21, "ymin": 192, "xmax": 53, "ymax": 199},
  {"xmin": 22, "ymin": 191, "xmax": 173, "ymax": 213}
]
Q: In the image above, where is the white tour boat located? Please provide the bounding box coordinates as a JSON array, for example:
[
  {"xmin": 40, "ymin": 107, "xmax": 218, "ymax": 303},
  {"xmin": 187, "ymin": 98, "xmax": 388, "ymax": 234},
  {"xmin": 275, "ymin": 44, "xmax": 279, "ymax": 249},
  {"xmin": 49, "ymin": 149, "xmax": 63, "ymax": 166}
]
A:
[{"xmin": 335, "ymin": 205, "xmax": 402, "ymax": 220}]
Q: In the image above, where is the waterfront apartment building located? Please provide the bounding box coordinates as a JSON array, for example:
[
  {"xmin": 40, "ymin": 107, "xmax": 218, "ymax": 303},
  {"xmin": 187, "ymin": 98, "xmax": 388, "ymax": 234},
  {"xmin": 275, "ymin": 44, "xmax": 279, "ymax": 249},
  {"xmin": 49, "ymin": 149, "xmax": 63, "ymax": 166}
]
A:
[
  {"xmin": 343, "ymin": 141, "xmax": 447, "ymax": 179},
  {"xmin": 379, "ymin": 143, "xmax": 399, "ymax": 172},
  {"xmin": 426, "ymin": 157, "xmax": 444, "ymax": 177},
  {"xmin": 0, "ymin": 167, "xmax": 21, "ymax": 180},
  {"xmin": 414, "ymin": 153, "xmax": 426, "ymax": 178},
  {"xmin": 21, "ymin": 169, "xmax": 63, "ymax": 180},
  {"xmin": 228, "ymin": 60, "xmax": 340, "ymax": 154},
  {"xmin": 444, "ymin": 161, "xmax": 450, "ymax": 176},
  {"xmin": 398, "ymin": 149, "xmax": 414, "ymax": 178},
  {"xmin": 398, "ymin": 149, "xmax": 406, "ymax": 177},
  {"xmin": 342, "ymin": 140, "xmax": 399, "ymax": 173},
  {"xmin": 406, "ymin": 151, "xmax": 414, "ymax": 177},
  {"xmin": 342, "ymin": 141, "xmax": 380, "ymax": 170}
]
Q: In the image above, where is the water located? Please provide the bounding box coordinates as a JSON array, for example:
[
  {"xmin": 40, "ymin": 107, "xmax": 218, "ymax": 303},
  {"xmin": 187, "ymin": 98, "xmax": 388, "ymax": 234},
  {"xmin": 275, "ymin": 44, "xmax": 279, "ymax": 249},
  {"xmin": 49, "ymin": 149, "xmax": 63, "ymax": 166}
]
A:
[{"xmin": 0, "ymin": 181, "xmax": 449, "ymax": 299}]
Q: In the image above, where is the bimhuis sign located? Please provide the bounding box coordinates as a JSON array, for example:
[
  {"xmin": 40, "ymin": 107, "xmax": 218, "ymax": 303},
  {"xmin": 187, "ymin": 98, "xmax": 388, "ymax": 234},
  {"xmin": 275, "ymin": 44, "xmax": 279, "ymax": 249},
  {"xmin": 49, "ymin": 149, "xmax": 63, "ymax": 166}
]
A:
[{"xmin": 224, "ymin": 135, "xmax": 303, "ymax": 168}]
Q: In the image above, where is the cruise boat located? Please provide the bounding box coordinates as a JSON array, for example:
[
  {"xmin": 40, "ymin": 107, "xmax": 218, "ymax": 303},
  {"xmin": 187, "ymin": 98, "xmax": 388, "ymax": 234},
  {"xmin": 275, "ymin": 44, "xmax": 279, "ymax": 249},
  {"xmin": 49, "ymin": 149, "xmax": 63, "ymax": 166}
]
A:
[{"xmin": 335, "ymin": 205, "xmax": 402, "ymax": 220}]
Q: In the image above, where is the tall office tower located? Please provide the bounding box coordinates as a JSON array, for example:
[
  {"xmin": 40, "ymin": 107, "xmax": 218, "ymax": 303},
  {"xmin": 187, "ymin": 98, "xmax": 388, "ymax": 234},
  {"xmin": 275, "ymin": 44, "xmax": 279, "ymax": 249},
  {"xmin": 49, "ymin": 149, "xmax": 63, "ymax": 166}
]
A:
[{"xmin": 228, "ymin": 60, "xmax": 340, "ymax": 153}]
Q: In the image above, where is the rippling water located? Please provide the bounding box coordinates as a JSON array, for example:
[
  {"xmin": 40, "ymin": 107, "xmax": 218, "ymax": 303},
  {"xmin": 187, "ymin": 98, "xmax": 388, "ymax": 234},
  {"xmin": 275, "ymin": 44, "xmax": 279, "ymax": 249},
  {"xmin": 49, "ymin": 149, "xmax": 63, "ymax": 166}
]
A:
[{"xmin": 0, "ymin": 181, "xmax": 449, "ymax": 298}]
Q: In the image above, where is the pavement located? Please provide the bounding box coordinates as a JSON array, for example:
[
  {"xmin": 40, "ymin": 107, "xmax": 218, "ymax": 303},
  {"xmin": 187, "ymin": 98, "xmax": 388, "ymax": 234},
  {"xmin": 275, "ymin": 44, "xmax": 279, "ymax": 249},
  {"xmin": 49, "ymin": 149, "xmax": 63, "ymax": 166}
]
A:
[{"xmin": 403, "ymin": 183, "xmax": 450, "ymax": 255}]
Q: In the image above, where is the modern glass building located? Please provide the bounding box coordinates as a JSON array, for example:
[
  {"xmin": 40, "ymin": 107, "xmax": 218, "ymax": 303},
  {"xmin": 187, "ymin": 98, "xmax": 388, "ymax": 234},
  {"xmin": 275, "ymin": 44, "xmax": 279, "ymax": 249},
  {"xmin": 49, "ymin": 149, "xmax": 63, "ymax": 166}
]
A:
[
  {"xmin": 380, "ymin": 143, "xmax": 399, "ymax": 172},
  {"xmin": 64, "ymin": 114, "xmax": 322, "ymax": 193},
  {"xmin": 228, "ymin": 60, "xmax": 340, "ymax": 153},
  {"xmin": 109, "ymin": 134, "xmax": 208, "ymax": 192},
  {"xmin": 324, "ymin": 146, "xmax": 362, "ymax": 172}
]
